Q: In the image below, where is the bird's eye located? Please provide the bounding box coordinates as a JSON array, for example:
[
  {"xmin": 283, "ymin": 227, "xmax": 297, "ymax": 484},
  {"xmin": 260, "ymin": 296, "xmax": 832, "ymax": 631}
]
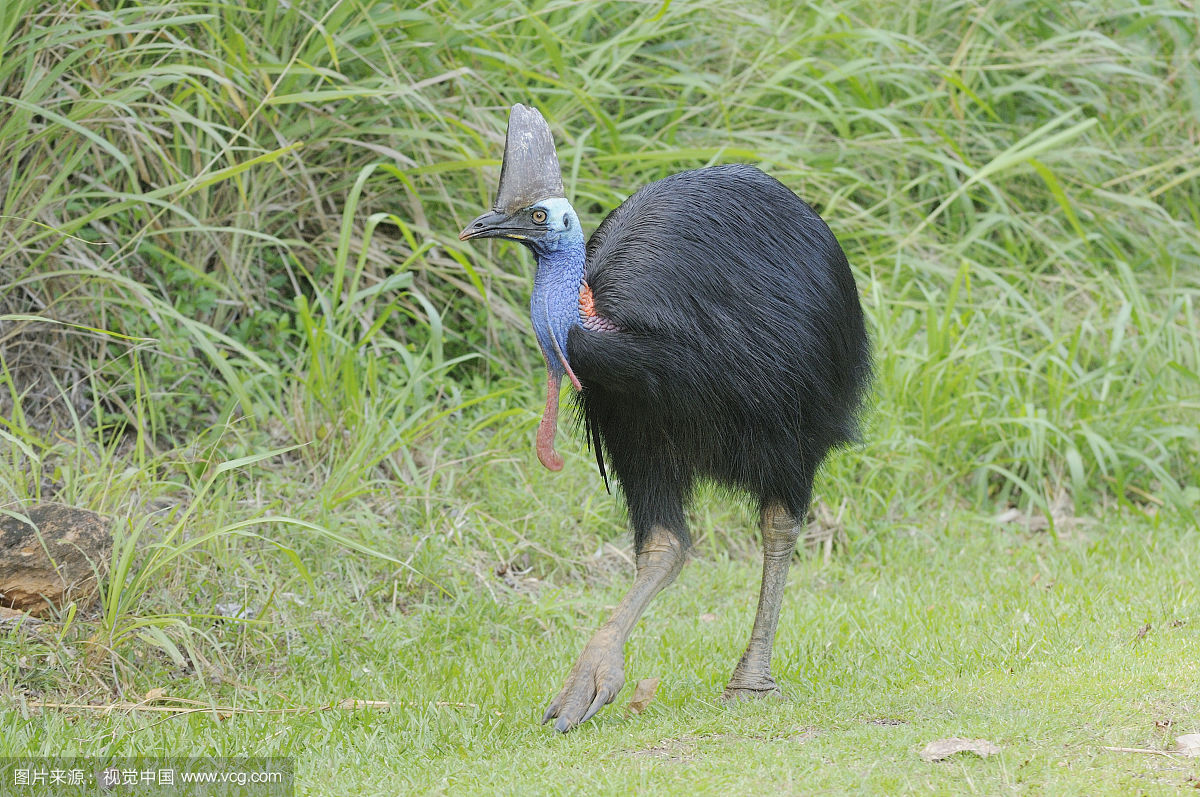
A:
[{"xmin": 532, "ymin": 209, "xmax": 548, "ymax": 224}]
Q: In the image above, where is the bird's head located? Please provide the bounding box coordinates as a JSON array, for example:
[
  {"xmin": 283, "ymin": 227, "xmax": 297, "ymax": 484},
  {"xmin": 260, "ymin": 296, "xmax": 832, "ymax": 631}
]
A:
[
  {"xmin": 459, "ymin": 197, "xmax": 581, "ymax": 254},
  {"xmin": 458, "ymin": 105, "xmax": 581, "ymax": 255}
]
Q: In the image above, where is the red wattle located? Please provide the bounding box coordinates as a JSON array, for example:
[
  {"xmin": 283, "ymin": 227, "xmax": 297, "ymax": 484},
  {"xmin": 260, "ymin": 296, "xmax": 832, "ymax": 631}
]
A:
[
  {"xmin": 561, "ymin": 358, "xmax": 582, "ymax": 391},
  {"xmin": 537, "ymin": 371, "xmax": 565, "ymax": 471}
]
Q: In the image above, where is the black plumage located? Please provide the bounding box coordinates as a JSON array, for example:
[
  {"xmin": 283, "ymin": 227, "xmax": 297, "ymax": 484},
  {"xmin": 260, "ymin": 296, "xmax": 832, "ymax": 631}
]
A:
[{"xmin": 569, "ymin": 164, "xmax": 870, "ymax": 550}]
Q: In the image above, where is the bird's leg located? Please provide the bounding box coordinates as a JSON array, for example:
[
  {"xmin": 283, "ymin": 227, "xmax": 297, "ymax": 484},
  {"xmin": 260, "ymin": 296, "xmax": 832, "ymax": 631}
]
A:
[
  {"xmin": 543, "ymin": 526, "xmax": 686, "ymax": 732},
  {"xmin": 724, "ymin": 503, "xmax": 802, "ymax": 699}
]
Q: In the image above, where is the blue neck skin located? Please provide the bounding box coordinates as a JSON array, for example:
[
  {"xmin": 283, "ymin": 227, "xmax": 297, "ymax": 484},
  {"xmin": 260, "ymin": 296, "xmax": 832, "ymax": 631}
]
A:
[
  {"xmin": 512, "ymin": 197, "xmax": 586, "ymax": 472},
  {"xmin": 525, "ymin": 198, "xmax": 585, "ymax": 390}
]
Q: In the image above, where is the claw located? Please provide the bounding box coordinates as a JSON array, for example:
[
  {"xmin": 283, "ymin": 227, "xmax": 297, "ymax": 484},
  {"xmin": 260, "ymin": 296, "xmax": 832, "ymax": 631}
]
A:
[
  {"xmin": 579, "ymin": 689, "xmax": 610, "ymax": 725},
  {"xmin": 553, "ymin": 717, "xmax": 572, "ymax": 733}
]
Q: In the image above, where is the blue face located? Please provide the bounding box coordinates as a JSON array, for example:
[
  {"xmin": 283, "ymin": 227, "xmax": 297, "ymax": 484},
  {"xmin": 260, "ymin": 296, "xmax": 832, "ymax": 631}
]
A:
[{"xmin": 522, "ymin": 197, "xmax": 584, "ymax": 255}]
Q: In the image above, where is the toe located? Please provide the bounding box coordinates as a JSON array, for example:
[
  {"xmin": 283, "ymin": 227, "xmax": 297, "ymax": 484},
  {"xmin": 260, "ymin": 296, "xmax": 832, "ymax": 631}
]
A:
[
  {"xmin": 579, "ymin": 687, "xmax": 613, "ymax": 725},
  {"xmin": 542, "ymin": 692, "xmax": 564, "ymax": 724},
  {"xmin": 556, "ymin": 692, "xmax": 591, "ymax": 731}
]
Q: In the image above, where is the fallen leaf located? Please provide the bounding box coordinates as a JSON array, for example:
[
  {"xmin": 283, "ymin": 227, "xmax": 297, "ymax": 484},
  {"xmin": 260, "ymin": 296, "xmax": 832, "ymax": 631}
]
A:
[
  {"xmin": 699, "ymin": 613, "xmax": 717, "ymax": 623},
  {"xmin": 628, "ymin": 678, "xmax": 661, "ymax": 715},
  {"xmin": 920, "ymin": 737, "xmax": 1001, "ymax": 762},
  {"xmin": 143, "ymin": 688, "xmax": 165, "ymax": 702},
  {"xmin": 1135, "ymin": 623, "xmax": 1151, "ymax": 641},
  {"xmin": 1177, "ymin": 734, "xmax": 1200, "ymax": 757}
]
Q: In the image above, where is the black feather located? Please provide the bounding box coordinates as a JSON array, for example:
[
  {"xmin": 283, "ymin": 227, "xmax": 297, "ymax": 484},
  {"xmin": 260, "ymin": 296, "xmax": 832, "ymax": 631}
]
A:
[
  {"xmin": 567, "ymin": 164, "xmax": 871, "ymax": 551},
  {"xmin": 587, "ymin": 411, "xmax": 610, "ymax": 494}
]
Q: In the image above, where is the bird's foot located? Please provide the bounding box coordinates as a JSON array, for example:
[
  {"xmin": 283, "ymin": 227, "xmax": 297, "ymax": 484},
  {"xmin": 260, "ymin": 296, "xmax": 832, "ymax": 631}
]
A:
[
  {"xmin": 542, "ymin": 630, "xmax": 625, "ymax": 733},
  {"xmin": 722, "ymin": 671, "xmax": 782, "ymax": 701}
]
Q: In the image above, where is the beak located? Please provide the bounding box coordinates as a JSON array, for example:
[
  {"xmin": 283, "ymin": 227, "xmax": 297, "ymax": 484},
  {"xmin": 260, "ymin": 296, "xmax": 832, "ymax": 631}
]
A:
[{"xmin": 459, "ymin": 209, "xmax": 537, "ymax": 242}]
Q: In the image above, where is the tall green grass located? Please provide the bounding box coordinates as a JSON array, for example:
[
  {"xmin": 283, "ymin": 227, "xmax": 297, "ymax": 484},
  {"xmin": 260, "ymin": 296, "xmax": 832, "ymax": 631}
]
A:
[{"xmin": 0, "ymin": 0, "xmax": 1197, "ymax": 683}]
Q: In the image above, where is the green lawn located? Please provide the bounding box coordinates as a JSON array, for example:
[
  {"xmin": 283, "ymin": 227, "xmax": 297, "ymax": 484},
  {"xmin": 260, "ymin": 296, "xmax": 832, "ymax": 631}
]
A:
[{"xmin": 5, "ymin": 511, "xmax": 1198, "ymax": 794}]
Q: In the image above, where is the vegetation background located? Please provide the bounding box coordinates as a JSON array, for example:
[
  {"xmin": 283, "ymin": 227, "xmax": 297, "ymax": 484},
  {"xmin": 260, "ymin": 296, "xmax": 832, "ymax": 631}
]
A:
[{"xmin": 1, "ymin": 0, "xmax": 1198, "ymax": 793}]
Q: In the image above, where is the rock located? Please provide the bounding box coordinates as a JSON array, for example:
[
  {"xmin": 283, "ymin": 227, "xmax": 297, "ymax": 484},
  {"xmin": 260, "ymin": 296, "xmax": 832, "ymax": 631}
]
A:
[
  {"xmin": 0, "ymin": 605, "xmax": 43, "ymax": 628},
  {"xmin": 1178, "ymin": 734, "xmax": 1200, "ymax": 757},
  {"xmin": 0, "ymin": 503, "xmax": 110, "ymax": 617}
]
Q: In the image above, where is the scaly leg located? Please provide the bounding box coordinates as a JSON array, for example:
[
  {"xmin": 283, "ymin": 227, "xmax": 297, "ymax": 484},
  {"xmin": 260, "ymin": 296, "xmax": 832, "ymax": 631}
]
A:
[
  {"xmin": 724, "ymin": 502, "xmax": 802, "ymax": 699},
  {"xmin": 542, "ymin": 526, "xmax": 686, "ymax": 732}
]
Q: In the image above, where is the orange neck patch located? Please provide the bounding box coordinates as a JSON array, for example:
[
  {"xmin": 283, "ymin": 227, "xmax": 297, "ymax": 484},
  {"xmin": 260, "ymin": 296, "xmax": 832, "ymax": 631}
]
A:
[
  {"xmin": 579, "ymin": 282, "xmax": 599, "ymax": 318},
  {"xmin": 579, "ymin": 282, "xmax": 618, "ymax": 332}
]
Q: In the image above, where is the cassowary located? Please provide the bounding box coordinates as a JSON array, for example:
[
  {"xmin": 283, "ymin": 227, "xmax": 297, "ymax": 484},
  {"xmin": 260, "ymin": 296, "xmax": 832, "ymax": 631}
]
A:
[{"xmin": 460, "ymin": 105, "xmax": 871, "ymax": 733}]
